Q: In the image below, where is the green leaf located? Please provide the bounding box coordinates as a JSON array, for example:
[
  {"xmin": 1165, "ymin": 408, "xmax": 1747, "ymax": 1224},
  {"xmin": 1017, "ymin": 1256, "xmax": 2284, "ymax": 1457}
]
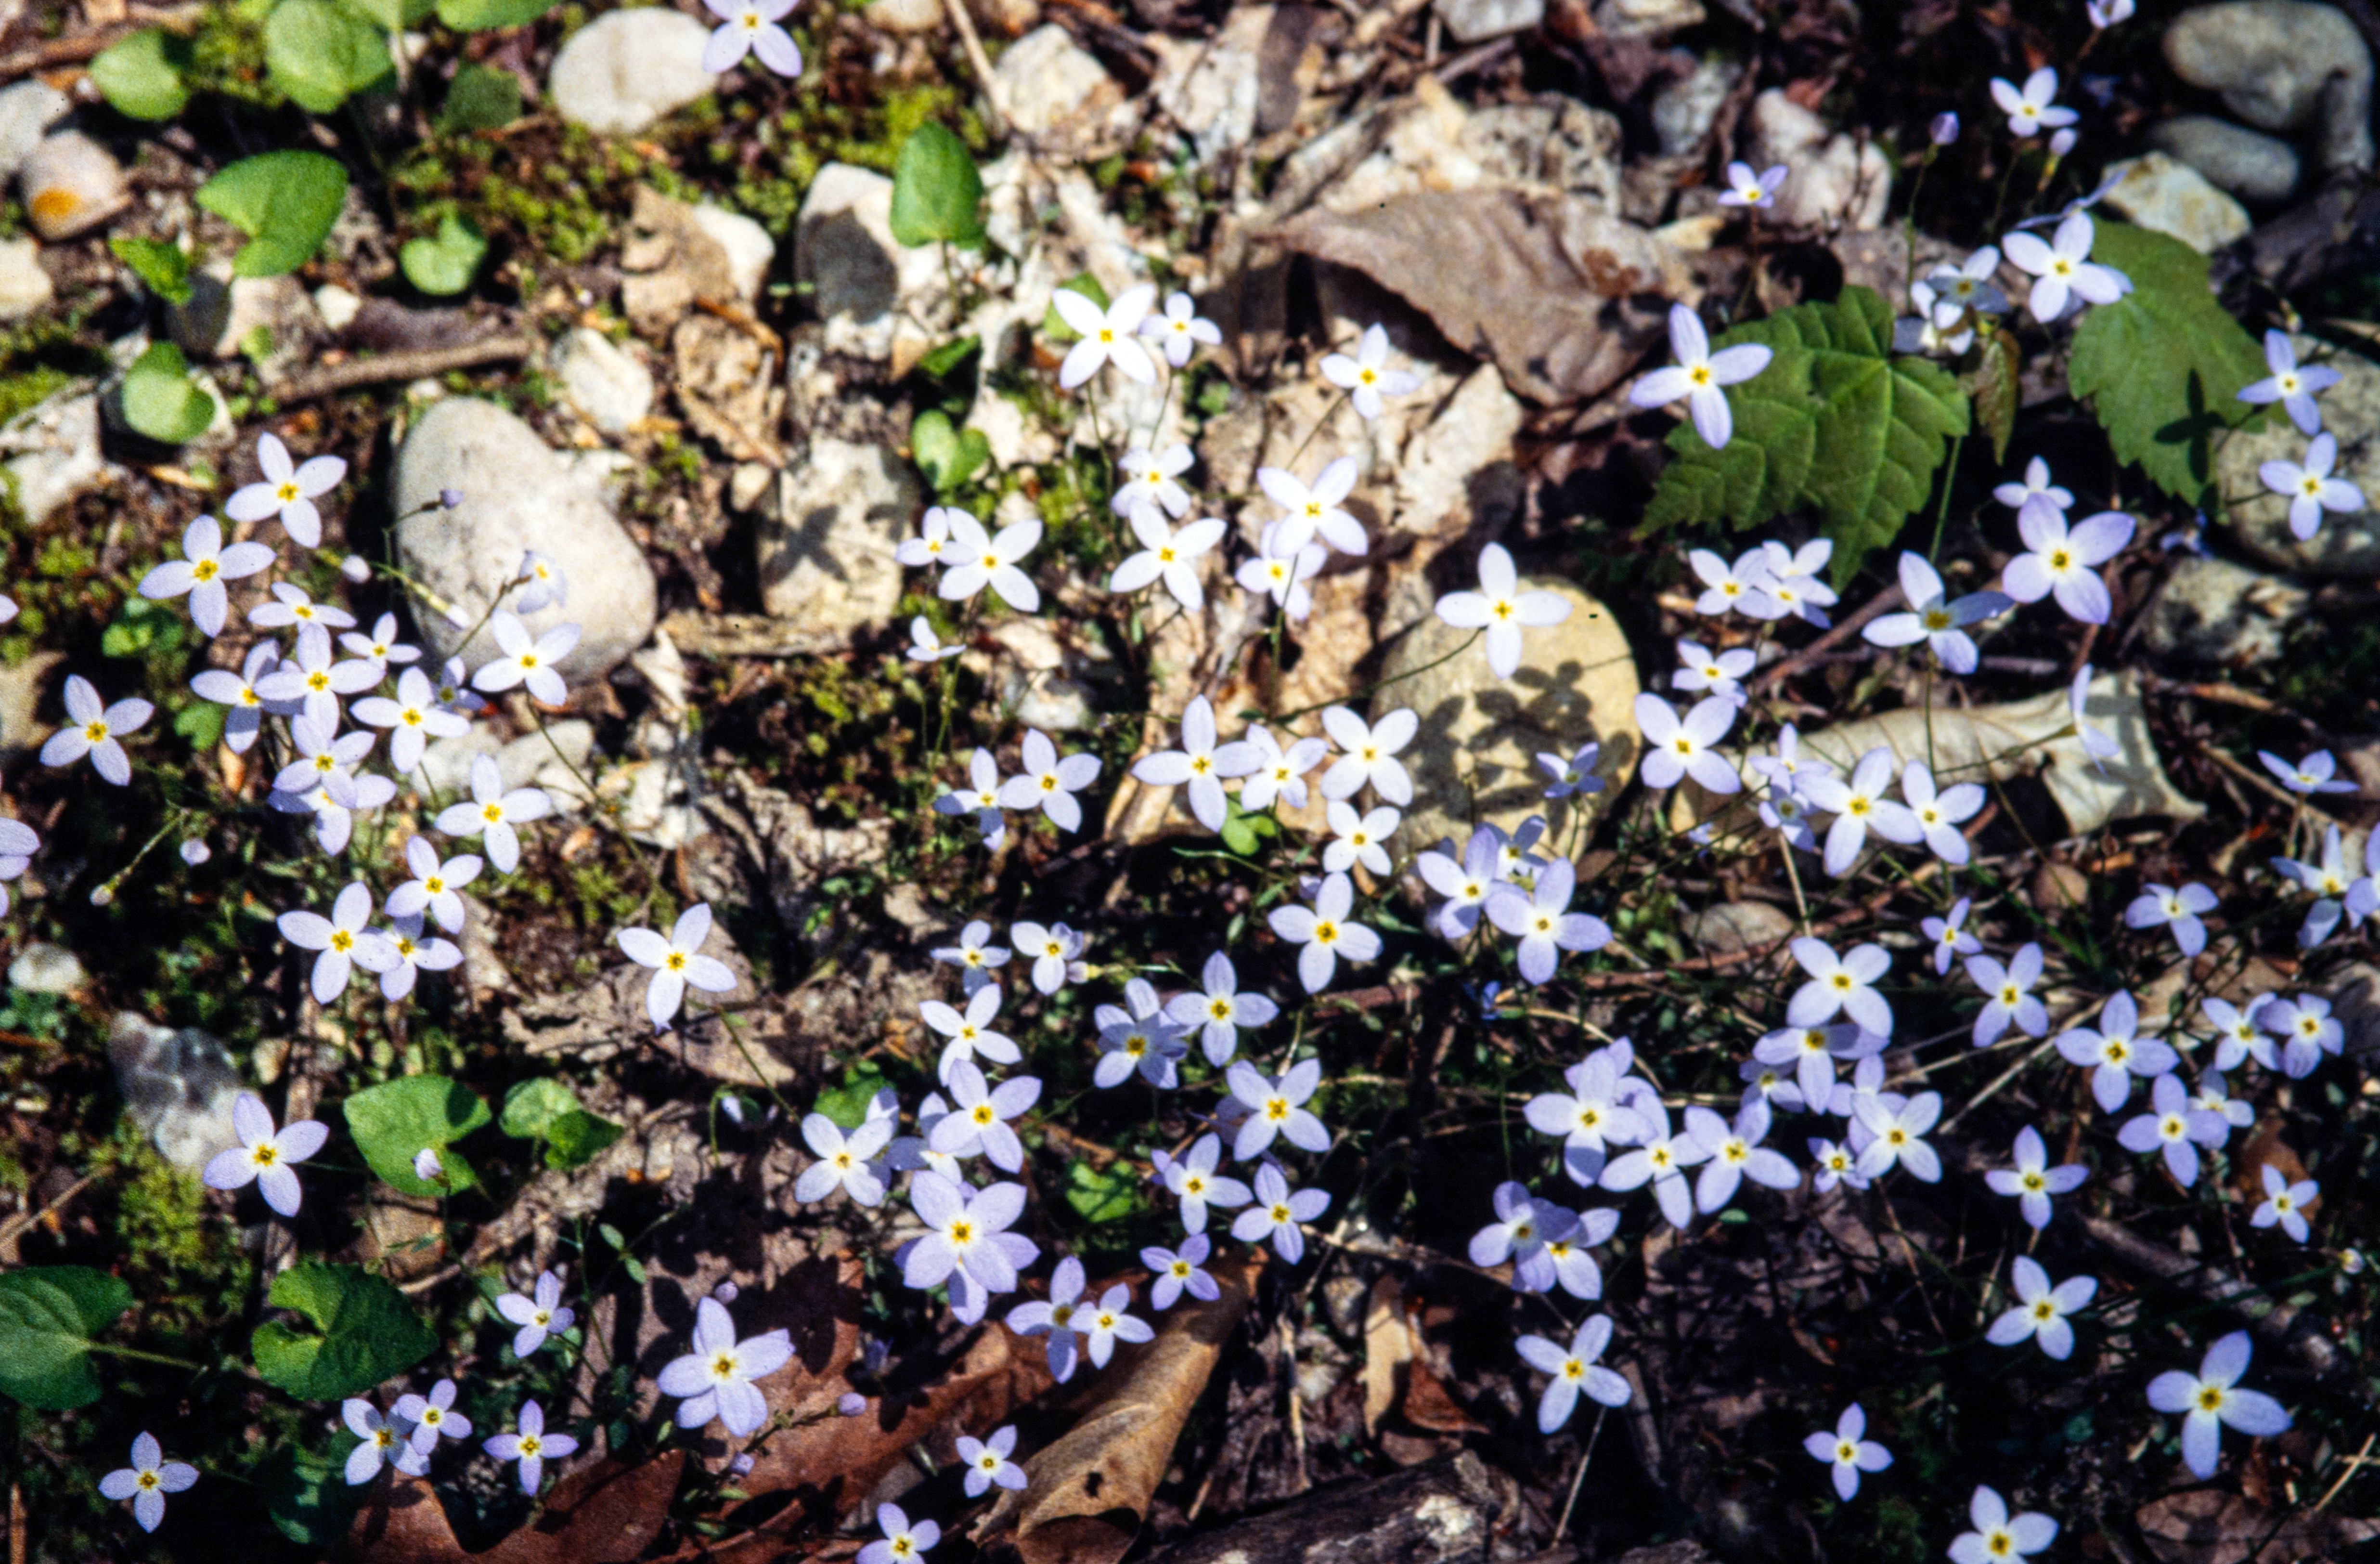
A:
[
  {"xmin": 0, "ymin": 1266, "xmax": 133, "ymax": 1409},
  {"xmin": 1041, "ymin": 273, "xmax": 1109, "ymax": 344},
  {"xmin": 543, "ymin": 1108, "xmax": 623, "ymax": 1170},
  {"xmin": 196, "ymin": 151, "xmax": 349, "ymax": 278},
  {"xmin": 118, "ymin": 342, "xmax": 218, "ymax": 445},
  {"xmin": 814, "ymin": 1066, "xmax": 891, "ymax": 1129},
  {"xmin": 399, "ymin": 213, "xmax": 486, "ymax": 296},
  {"xmin": 2067, "ymin": 221, "xmax": 2268, "ymax": 507},
  {"xmin": 1063, "ymin": 1159, "xmax": 1139, "ymax": 1225},
  {"xmin": 342, "ymin": 0, "xmax": 434, "ymax": 28},
  {"xmin": 261, "ymin": 1444, "xmax": 355, "ymax": 1548},
  {"xmin": 89, "ymin": 27, "xmax": 193, "ymax": 120},
  {"xmin": 499, "ymin": 1077, "xmax": 578, "ymax": 1139},
  {"xmin": 435, "ymin": 0, "xmax": 559, "ymax": 29},
  {"xmin": 251, "ymin": 1263, "xmax": 436, "ymax": 1401},
  {"xmin": 173, "ymin": 698, "xmax": 226, "ymax": 752},
  {"xmin": 439, "ymin": 63, "xmax": 520, "ymax": 133},
  {"xmin": 109, "ymin": 235, "xmax": 192, "ymax": 304},
  {"xmin": 264, "ymin": 0, "xmax": 392, "ymax": 114},
  {"xmin": 887, "ymin": 123, "xmax": 985, "ymax": 249},
  {"xmin": 342, "ymin": 1073, "xmax": 490, "ymax": 1197},
  {"xmin": 1964, "ymin": 327, "xmax": 2020, "ymax": 467},
  {"xmin": 916, "ymin": 334, "xmax": 981, "ymax": 381},
  {"xmin": 909, "ymin": 408, "xmax": 989, "ymax": 493},
  {"xmin": 1640, "ymin": 287, "xmax": 1971, "ymax": 584}
]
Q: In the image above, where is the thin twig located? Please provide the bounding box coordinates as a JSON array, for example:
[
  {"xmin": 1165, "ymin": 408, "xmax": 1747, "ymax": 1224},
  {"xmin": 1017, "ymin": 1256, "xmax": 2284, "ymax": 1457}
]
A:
[
  {"xmin": 270, "ymin": 336, "xmax": 534, "ymax": 402},
  {"xmin": 1551, "ymin": 1405, "xmax": 1607, "ymax": 1545},
  {"xmin": 0, "ymin": 1172, "xmax": 95, "ymax": 1253},
  {"xmin": 944, "ymin": 0, "xmax": 1010, "ymax": 139}
]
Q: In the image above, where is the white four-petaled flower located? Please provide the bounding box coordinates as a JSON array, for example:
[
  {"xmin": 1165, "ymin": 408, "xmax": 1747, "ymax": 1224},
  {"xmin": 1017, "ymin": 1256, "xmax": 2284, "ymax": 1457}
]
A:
[{"xmin": 1628, "ymin": 303, "xmax": 1773, "ymax": 450}]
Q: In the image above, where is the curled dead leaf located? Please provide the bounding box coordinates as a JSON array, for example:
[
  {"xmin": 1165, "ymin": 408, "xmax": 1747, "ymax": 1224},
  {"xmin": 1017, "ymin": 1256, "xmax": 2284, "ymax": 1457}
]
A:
[
  {"xmin": 340, "ymin": 1451, "xmax": 687, "ymax": 1564},
  {"xmin": 2136, "ymin": 1490, "xmax": 2378, "ymax": 1564}
]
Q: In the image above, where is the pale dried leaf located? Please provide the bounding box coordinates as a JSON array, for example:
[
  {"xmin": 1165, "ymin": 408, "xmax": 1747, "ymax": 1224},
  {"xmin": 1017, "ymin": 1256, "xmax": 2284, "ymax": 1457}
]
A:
[{"xmin": 2137, "ymin": 1491, "xmax": 2378, "ymax": 1564}]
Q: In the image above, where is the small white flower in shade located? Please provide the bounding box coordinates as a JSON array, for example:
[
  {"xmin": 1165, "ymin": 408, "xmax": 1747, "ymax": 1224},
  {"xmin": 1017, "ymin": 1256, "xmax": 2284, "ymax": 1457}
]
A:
[
  {"xmin": 1226, "ymin": 1058, "xmax": 1328, "ymax": 1160},
  {"xmin": 1268, "ymin": 870, "xmax": 1381, "ymax": 993},
  {"xmin": 2189, "ymin": 1069, "xmax": 2256, "ymax": 1138},
  {"xmin": 1236, "ymin": 525, "xmax": 1327, "ymax": 620},
  {"xmin": 189, "ymin": 640, "xmax": 286, "ymax": 755},
  {"xmin": 1052, "ymin": 282, "xmax": 1158, "ymax": 390},
  {"xmin": 1788, "ymin": 936, "xmax": 1893, "ymax": 1035},
  {"xmin": 1717, "ymin": 159, "xmax": 1788, "ymax": 209},
  {"xmin": 1802, "ymin": 1403, "xmax": 1891, "ymax": 1500},
  {"xmin": 1164, "ymin": 951, "xmax": 1277, "ymax": 1067},
  {"xmin": 794, "ymin": 1111, "xmax": 893, "ymax": 1206},
  {"xmin": 658, "ymin": 1296, "xmax": 794, "ymax": 1437},
  {"xmin": 412, "ymin": 1146, "xmax": 447, "ymax": 1184},
  {"xmin": 40, "ymin": 674, "xmax": 152, "ymax": 785},
  {"xmin": 1140, "ymin": 1232, "xmax": 1219, "ymax": 1310},
  {"xmin": 339, "ymin": 613, "xmax": 421, "ymax": 673},
  {"xmin": 495, "ymin": 1271, "xmax": 576, "ymax": 1357},
  {"xmin": 278, "ymin": 882, "xmax": 389, "ymax": 1004},
  {"xmin": 1138, "ymin": 291, "xmax": 1220, "ymax": 368},
  {"xmin": 1469, "ymin": 1179, "xmax": 1578, "ymax": 1292},
  {"xmin": 2087, "ymin": 0, "xmax": 2134, "ymax": 24},
  {"xmin": 1898, "ymin": 759, "xmax": 1985, "ymax": 864},
  {"xmin": 1895, "ymin": 278, "xmax": 1969, "ymax": 356},
  {"xmin": 919, "ymin": 982, "xmax": 1022, "ymax": 1081},
  {"xmin": 1259, "ymin": 455, "xmax": 1367, "ymax": 556},
  {"xmin": 1799, "ymin": 743, "xmax": 1913, "ymax": 871},
  {"xmin": 957, "ymin": 1425, "xmax": 1029, "ymax": 1496},
  {"xmin": 2004, "ymin": 209, "xmax": 2127, "ymax": 322},
  {"xmin": 2055, "ymin": 991, "xmax": 2177, "ymax": 1110},
  {"xmin": 930, "ymin": 918, "xmax": 1010, "ymax": 994},
  {"xmin": 2118, "ymin": 1072, "xmax": 2227, "ymax": 1187},
  {"xmin": 342, "ymin": 1399, "xmax": 425, "ymax": 1484},
  {"xmin": 1416, "ymin": 825, "xmax": 1503, "ymax": 941},
  {"xmin": 930, "ymin": 1059, "xmax": 1040, "ymax": 1172},
  {"xmin": 1628, "ymin": 303, "xmax": 1773, "ymax": 450},
  {"xmin": 2201, "ymin": 994, "xmax": 2278, "ymax": 1072},
  {"xmin": 1010, "ymin": 922, "xmax": 1086, "ymax": 995},
  {"xmin": 1752, "ymin": 1022, "xmax": 1862, "ymax": 1111},
  {"xmin": 933, "ymin": 748, "xmax": 1008, "ymax": 848},
  {"xmin": 1434, "ymin": 544, "xmax": 1571, "ymax": 678},
  {"xmin": 2260, "ymin": 992, "xmax": 2344, "ymax": 1078},
  {"xmin": 2001, "ymin": 503, "xmax": 2134, "ymax": 624},
  {"xmin": 1995, "ymin": 456, "xmax": 2073, "ymax": 514},
  {"xmin": 471, "ymin": 611, "xmax": 579, "ymax": 706},
  {"xmin": 938, "ymin": 508, "xmax": 1043, "ymax": 611},
  {"xmin": 1672, "ymin": 638, "xmax": 1755, "ymax": 704},
  {"xmin": 1749, "ymin": 538, "xmax": 1838, "ymax": 626},
  {"xmin": 1862, "ymin": 552, "xmax": 2011, "ymax": 673},
  {"xmin": 997, "ymin": 728, "xmax": 1102, "ymax": 831},
  {"xmin": 1094, "ymin": 978, "xmax": 1190, "ymax": 1088},
  {"xmin": 1134, "ymin": 694, "xmax": 1264, "ymax": 832},
  {"xmin": 1807, "ymin": 1136, "xmax": 1867, "ymax": 1193},
  {"xmin": 1231, "ymin": 1162, "xmax": 1331, "ymax": 1263},
  {"xmin": 1950, "ymin": 1486, "xmax": 2057, "ymax": 1564},
  {"xmin": 0, "ymin": 815, "xmax": 35, "ymax": 916},
  {"xmin": 1983, "ymin": 1124, "xmax": 2087, "ymax": 1230},
  {"xmin": 393, "ymin": 1378, "xmax": 472, "ymax": 1456},
  {"xmin": 1318, "ymin": 705, "xmax": 1417, "ymax": 804},
  {"xmin": 1851, "ymin": 1091, "xmax": 1943, "ymax": 1182},
  {"xmin": 513, "ymin": 551, "xmax": 568, "ymax": 614},
  {"xmin": 1321, "ymin": 799, "xmax": 1398, "ymax": 875},
  {"xmin": 138, "ymin": 516, "xmax": 274, "ymax": 637},
  {"xmin": 857, "ymin": 1504, "xmax": 940, "ymax": 1564},
  {"xmin": 352, "ymin": 667, "xmax": 471, "ymax": 773},
  {"xmin": 1922, "ymin": 895, "xmax": 1981, "ymax": 975},
  {"xmin": 100, "ymin": 1432, "xmax": 199, "ymax": 1531},
  {"xmin": 700, "ymin": 0, "xmax": 800, "ymax": 74},
  {"xmin": 1515, "ymin": 1315, "xmax": 1631, "ymax": 1433},
  {"xmin": 257, "ymin": 622, "xmax": 381, "ymax": 729},
  {"xmin": 1488, "ymin": 857, "xmax": 1611, "ymax": 986},
  {"xmin": 897, "ymin": 506, "xmax": 956, "ymax": 569},
  {"xmin": 226, "ymin": 431, "xmax": 346, "ymax": 546},
  {"xmin": 615, "ymin": 903, "xmax": 740, "ymax": 1032},
  {"xmin": 1072, "ymin": 1280, "xmax": 1154, "ymax": 1368},
  {"xmin": 1688, "ymin": 547, "xmax": 1776, "ymax": 616},
  {"xmin": 1599, "ymin": 1097, "xmax": 1711, "ymax": 1228},
  {"xmin": 1525, "ymin": 1053, "xmax": 1650, "ymax": 1186},
  {"xmin": 1966, "ymin": 943, "xmax": 2049, "ymax": 1048},
  {"xmin": 1319, "ymin": 323, "xmax": 1423, "ymax": 420},
  {"xmin": 1633, "ymin": 693, "xmax": 1741, "ymax": 794},
  {"xmin": 1114, "ymin": 445, "xmax": 1196, "ymax": 524},
  {"xmin": 434, "ymin": 754, "xmax": 552, "ymax": 873},
  {"xmin": 2258, "ymin": 744, "xmax": 2357, "ymax": 795},
  {"xmin": 2252, "ymin": 1161, "xmax": 2318, "ymax": 1242},
  {"xmin": 202, "ymin": 1091, "xmax": 328, "ymax": 1216},
  {"xmin": 432, "ymin": 655, "xmax": 485, "ymax": 716},
  {"xmin": 1162, "ymin": 1132, "xmax": 1253, "ymax": 1232},
  {"xmin": 902, "ymin": 1170, "xmax": 1036, "ymax": 1323},
  {"xmin": 1990, "ymin": 66, "xmax": 2077, "ymax": 138},
  {"xmin": 1685, "ymin": 1097, "xmax": 1799, "ymax": 1214},
  {"xmin": 270, "ymin": 711, "xmax": 374, "ymax": 799},
  {"xmin": 906, "ymin": 615, "xmax": 963, "ymax": 663},
  {"xmin": 2147, "ymin": 1330, "xmax": 2290, "ymax": 1479},
  {"xmin": 357, "ymin": 914, "xmax": 463, "ymax": 1001},
  {"xmin": 2125, "ymin": 881, "xmax": 2218, "ymax": 957},
  {"xmin": 385, "ymin": 836, "xmax": 480, "ymax": 934},
  {"xmin": 1237, "ymin": 724, "xmax": 1328, "ymax": 815},
  {"xmin": 249, "ymin": 580, "xmax": 357, "ymax": 630},
  {"xmin": 483, "ymin": 1398, "xmax": 579, "ymax": 1495},
  {"xmin": 2238, "ymin": 329, "xmax": 2340, "ymax": 435},
  {"xmin": 2070, "ymin": 663, "xmax": 2122, "ymax": 770},
  {"xmin": 1926, "ymin": 248, "xmax": 2010, "ymax": 320},
  {"xmin": 1539, "ymin": 1206, "xmax": 1621, "ymax": 1299},
  {"xmin": 1538, "ymin": 740, "xmax": 1605, "ymax": 800},
  {"xmin": 2275, "ymin": 824, "xmax": 2356, "ymax": 948}
]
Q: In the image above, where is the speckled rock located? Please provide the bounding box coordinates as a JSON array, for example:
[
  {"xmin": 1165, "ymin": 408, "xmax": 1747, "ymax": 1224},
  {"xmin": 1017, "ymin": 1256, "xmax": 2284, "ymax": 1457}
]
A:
[
  {"xmin": 2141, "ymin": 554, "xmax": 2308, "ymax": 665},
  {"xmin": 2100, "ymin": 153, "xmax": 2252, "ymax": 253},
  {"xmin": 2219, "ymin": 334, "xmax": 2380, "ymax": 576}
]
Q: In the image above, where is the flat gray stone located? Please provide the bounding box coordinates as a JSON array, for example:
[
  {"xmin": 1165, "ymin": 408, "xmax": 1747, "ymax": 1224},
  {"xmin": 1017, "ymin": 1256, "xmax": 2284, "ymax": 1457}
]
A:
[
  {"xmin": 1432, "ymin": 0, "xmax": 1543, "ymax": 44},
  {"xmin": 756, "ymin": 438, "xmax": 921, "ymax": 634},
  {"xmin": 2100, "ymin": 153, "xmax": 2251, "ymax": 253},
  {"xmin": 547, "ymin": 8, "xmax": 715, "ymax": 137},
  {"xmin": 549, "ymin": 327, "xmax": 654, "ymax": 436},
  {"xmin": 2141, "ymin": 554, "xmax": 2308, "ymax": 665},
  {"xmin": 2150, "ymin": 114, "xmax": 2302, "ymax": 202},
  {"xmin": 2164, "ymin": 1, "xmax": 2373, "ymax": 172},
  {"xmin": 109, "ymin": 1012, "xmax": 244, "ymax": 1173}
]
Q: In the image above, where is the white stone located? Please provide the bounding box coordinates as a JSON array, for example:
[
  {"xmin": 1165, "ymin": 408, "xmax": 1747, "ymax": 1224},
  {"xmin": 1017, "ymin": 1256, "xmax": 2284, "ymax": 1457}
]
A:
[
  {"xmin": 0, "ymin": 81, "xmax": 65, "ymax": 183},
  {"xmin": 8, "ymin": 941, "xmax": 82, "ymax": 993},
  {"xmin": 689, "ymin": 203, "xmax": 775, "ymax": 303},
  {"xmin": 0, "ymin": 390, "xmax": 109, "ymax": 524},
  {"xmin": 1148, "ymin": 6, "xmax": 1267, "ymax": 164},
  {"xmin": 547, "ymin": 8, "xmax": 716, "ymax": 137},
  {"xmin": 993, "ymin": 25, "xmax": 1123, "ymax": 152},
  {"xmin": 793, "ymin": 163, "xmax": 944, "ymax": 361},
  {"xmin": 169, "ymin": 263, "xmax": 320, "ymax": 364},
  {"xmin": 1595, "ymin": 0, "xmax": 1703, "ymax": 33},
  {"xmin": 0, "ymin": 237, "xmax": 50, "ymax": 321},
  {"xmin": 549, "ymin": 327, "xmax": 654, "ymax": 435},
  {"xmin": 1432, "ymin": 0, "xmax": 1542, "ymax": 44},
  {"xmin": 757, "ymin": 438, "xmax": 922, "ymax": 633},
  {"xmin": 20, "ymin": 131, "xmax": 126, "ymax": 240},
  {"xmin": 1652, "ymin": 58, "xmax": 1737, "ymax": 157},
  {"xmin": 392, "ymin": 398, "xmax": 658, "ymax": 682},
  {"xmin": 864, "ymin": 0, "xmax": 942, "ymax": 30},
  {"xmin": 312, "ymin": 283, "xmax": 362, "ymax": 331},
  {"xmin": 2101, "ymin": 153, "xmax": 2252, "ymax": 253},
  {"xmin": 1748, "ymin": 90, "xmax": 1890, "ymax": 231}
]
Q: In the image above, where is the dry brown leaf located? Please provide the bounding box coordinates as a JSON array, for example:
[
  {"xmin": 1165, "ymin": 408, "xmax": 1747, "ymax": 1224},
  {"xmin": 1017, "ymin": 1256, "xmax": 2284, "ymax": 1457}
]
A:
[
  {"xmin": 1269, "ymin": 190, "xmax": 1681, "ymax": 404},
  {"xmin": 340, "ymin": 1451, "xmax": 687, "ymax": 1564},
  {"xmin": 2233, "ymin": 1123, "xmax": 2318, "ymax": 1220},
  {"xmin": 2136, "ymin": 1490, "xmax": 2379, "ymax": 1564},
  {"xmin": 980, "ymin": 1251, "xmax": 1262, "ymax": 1564},
  {"xmin": 1358, "ymin": 1274, "xmax": 1412, "ymax": 1437}
]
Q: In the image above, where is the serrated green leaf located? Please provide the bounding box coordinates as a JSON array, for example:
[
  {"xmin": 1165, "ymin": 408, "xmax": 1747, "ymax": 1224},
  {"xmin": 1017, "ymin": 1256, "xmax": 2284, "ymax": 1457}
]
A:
[
  {"xmin": 439, "ymin": 63, "xmax": 520, "ymax": 133},
  {"xmin": 499, "ymin": 1077, "xmax": 577, "ymax": 1140},
  {"xmin": 435, "ymin": 0, "xmax": 558, "ymax": 28},
  {"xmin": 251, "ymin": 1263, "xmax": 436, "ymax": 1401},
  {"xmin": 90, "ymin": 27, "xmax": 193, "ymax": 120},
  {"xmin": 264, "ymin": 0, "xmax": 392, "ymax": 114},
  {"xmin": 118, "ymin": 342, "xmax": 217, "ymax": 445},
  {"xmin": 342, "ymin": 1073, "xmax": 489, "ymax": 1196},
  {"xmin": 888, "ymin": 123, "xmax": 985, "ymax": 249},
  {"xmin": 543, "ymin": 1108, "xmax": 623, "ymax": 1170},
  {"xmin": 1640, "ymin": 287, "xmax": 1970, "ymax": 583},
  {"xmin": 399, "ymin": 213, "xmax": 486, "ymax": 296},
  {"xmin": 110, "ymin": 235, "xmax": 193, "ymax": 304},
  {"xmin": 196, "ymin": 151, "xmax": 349, "ymax": 278},
  {"xmin": 0, "ymin": 1266, "xmax": 132, "ymax": 1408},
  {"xmin": 2067, "ymin": 221, "xmax": 2267, "ymax": 506}
]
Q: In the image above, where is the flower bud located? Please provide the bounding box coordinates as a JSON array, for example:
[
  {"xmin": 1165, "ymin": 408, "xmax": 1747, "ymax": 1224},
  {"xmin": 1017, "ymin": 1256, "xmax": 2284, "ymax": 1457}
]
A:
[
  {"xmin": 440, "ymin": 487, "xmax": 464, "ymax": 509},
  {"xmin": 837, "ymin": 1392, "xmax": 867, "ymax": 1416},
  {"xmin": 414, "ymin": 1147, "xmax": 445, "ymax": 1182},
  {"xmin": 728, "ymin": 1453, "xmax": 756, "ymax": 1475},
  {"xmin": 712, "ymin": 1280, "xmax": 739, "ymax": 1303},
  {"xmin": 2048, "ymin": 127, "xmax": 2076, "ymax": 157},
  {"xmin": 179, "ymin": 838, "xmax": 210, "ymax": 866},
  {"xmin": 1930, "ymin": 112, "xmax": 1959, "ymax": 147},
  {"xmin": 340, "ymin": 553, "xmax": 371, "ymax": 583}
]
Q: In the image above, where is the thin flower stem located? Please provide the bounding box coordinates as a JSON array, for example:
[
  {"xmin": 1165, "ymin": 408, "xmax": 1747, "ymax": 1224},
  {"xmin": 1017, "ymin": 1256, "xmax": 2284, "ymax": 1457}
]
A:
[
  {"xmin": 1270, "ymin": 629, "xmax": 1483, "ymax": 726},
  {"xmin": 1550, "ymin": 1404, "xmax": 1607, "ymax": 1544}
]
